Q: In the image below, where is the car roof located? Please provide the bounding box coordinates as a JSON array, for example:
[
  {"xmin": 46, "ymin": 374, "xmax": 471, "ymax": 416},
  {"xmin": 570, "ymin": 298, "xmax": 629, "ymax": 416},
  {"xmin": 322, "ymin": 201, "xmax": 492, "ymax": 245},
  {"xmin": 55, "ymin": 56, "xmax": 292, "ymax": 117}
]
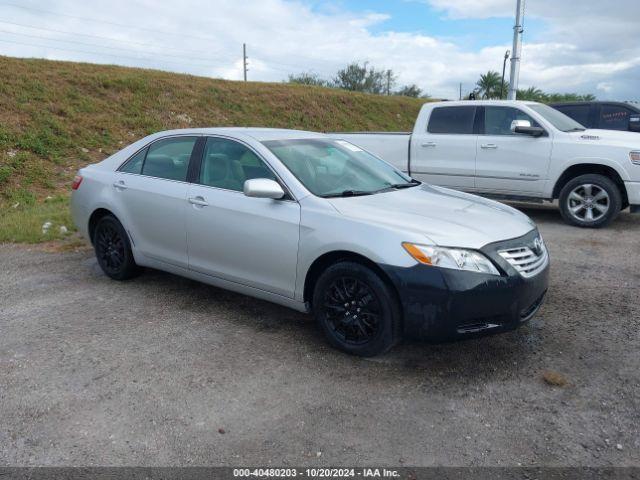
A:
[
  {"xmin": 425, "ymin": 100, "xmax": 541, "ymax": 108},
  {"xmin": 147, "ymin": 127, "xmax": 327, "ymax": 142}
]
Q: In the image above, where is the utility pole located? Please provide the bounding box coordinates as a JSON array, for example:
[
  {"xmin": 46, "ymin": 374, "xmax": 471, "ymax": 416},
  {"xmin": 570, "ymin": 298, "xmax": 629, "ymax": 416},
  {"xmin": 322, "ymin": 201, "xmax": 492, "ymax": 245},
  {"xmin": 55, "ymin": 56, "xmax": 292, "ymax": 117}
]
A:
[
  {"xmin": 507, "ymin": 0, "xmax": 524, "ymax": 100},
  {"xmin": 459, "ymin": 83, "xmax": 462, "ymax": 100},
  {"xmin": 386, "ymin": 70, "xmax": 391, "ymax": 95},
  {"xmin": 500, "ymin": 50, "xmax": 510, "ymax": 99},
  {"xmin": 242, "ymin": 43, "xmax": 248, "ymax": 82}
]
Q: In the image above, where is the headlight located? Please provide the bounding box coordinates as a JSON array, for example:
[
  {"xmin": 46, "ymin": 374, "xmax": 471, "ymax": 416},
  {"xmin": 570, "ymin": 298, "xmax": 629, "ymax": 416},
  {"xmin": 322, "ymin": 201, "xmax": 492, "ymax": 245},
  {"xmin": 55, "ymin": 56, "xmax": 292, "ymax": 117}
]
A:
[
  {"xmin": 630, "ymin": 151, "xmax": 640, "ymax": 165},
  {"xmin": 402, "ymin": 242, "xmax": 500, "ymax": 275}
]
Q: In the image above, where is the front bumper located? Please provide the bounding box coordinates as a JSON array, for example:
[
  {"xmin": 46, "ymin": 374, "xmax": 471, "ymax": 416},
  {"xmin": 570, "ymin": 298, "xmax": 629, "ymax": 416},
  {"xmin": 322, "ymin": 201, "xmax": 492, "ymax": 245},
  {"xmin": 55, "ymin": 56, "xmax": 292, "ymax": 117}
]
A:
[{"xmin": 380, "ymin": 230, "xmax": 549, "ymax": 342}]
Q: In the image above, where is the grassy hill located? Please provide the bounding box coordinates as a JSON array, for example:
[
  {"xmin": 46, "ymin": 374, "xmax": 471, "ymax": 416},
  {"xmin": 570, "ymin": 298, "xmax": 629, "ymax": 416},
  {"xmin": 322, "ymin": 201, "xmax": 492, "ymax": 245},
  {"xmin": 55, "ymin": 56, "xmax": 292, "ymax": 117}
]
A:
[{"xmin": 0, "ymin": 56, "xmax": 428, "ymax": 243}]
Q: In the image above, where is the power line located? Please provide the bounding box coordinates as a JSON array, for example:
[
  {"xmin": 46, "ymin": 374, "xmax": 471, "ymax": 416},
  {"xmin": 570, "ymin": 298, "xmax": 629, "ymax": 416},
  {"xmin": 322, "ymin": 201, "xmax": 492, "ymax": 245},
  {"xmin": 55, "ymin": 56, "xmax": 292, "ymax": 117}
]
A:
[
  {"xmin": 0, "ymin": 2, "xmax": 229, "ymax": 44},
  {"xmin": 0, "ymin": 28, "xmax": 235, "ymax": 65},
  {"xmin": 0, "ymin": 19, "xmax": 226, "ymax": 58},
  {"xmin": 0, "ymin": 37, "xmax": 232, "ymax": 69}
]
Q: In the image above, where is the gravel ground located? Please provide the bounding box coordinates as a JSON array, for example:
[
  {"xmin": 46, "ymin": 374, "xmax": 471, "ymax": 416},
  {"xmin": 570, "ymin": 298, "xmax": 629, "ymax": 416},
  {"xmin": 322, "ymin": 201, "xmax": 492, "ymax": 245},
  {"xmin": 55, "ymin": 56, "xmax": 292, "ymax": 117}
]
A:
[{"xmin": 1, "ymin": 206, "xmax": 639, "ymax": 467}]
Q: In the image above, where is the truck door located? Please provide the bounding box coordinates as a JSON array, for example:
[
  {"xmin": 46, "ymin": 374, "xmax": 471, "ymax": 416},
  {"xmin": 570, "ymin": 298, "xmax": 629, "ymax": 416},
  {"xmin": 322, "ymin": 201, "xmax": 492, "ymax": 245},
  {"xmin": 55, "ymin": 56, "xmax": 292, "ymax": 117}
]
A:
[
  {"xmin": 409, "ymin": 105, "xmax": 477, "ymax": 190},
  {"xmin": 474, "ymin": 106, "xmax": 552, "ymax": 197}
]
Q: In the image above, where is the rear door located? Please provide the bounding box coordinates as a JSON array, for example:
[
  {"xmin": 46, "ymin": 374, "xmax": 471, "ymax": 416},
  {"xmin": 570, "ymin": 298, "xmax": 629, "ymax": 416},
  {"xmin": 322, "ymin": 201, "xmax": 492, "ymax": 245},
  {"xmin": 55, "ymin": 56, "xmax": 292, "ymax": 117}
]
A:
[
  {"xmin": 474, "ymin": 106, "xmax": 552, "ymax": 197},
  {"xmin": 114, "ymin": 136, "xmax": 198, "ymax": 268},
  {"xmin": 409, "ymin": 105, "xmax": 477, "ymax": 189},
  {"xmin": 185, "ymin": 136, "xmax": 300, "ymax": 298}
]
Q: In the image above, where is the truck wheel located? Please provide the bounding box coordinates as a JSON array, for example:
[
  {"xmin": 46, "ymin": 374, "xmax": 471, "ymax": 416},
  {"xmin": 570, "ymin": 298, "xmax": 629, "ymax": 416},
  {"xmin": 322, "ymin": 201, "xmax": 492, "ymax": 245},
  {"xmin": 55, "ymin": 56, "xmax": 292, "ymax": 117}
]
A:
[
  {"xmin": 93, "ymin": 215, "xmax": 140, "ymax": 280},
  {"xmin": 312, "ymin": 261, "xmax": 401, "ymax": 357},
  {"xmin": 559, "ymin": 174, "xmax": 621, "ymax": 228}
]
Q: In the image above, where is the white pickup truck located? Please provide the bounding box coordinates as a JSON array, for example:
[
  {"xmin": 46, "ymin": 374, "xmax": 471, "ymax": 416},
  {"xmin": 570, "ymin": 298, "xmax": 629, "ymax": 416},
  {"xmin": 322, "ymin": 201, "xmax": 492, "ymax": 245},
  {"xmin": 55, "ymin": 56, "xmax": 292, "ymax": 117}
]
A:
[{"xmin": 333, "ymin": 100, "xmax": 640, "ymax": 227}]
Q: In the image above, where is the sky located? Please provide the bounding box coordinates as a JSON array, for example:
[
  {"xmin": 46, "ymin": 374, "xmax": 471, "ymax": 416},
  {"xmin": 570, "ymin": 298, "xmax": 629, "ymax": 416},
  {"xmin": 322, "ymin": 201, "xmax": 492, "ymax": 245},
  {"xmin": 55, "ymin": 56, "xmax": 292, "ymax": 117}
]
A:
[{"xmin": 0, "ymin": 0, "xmax": 637, "ymax": 101}]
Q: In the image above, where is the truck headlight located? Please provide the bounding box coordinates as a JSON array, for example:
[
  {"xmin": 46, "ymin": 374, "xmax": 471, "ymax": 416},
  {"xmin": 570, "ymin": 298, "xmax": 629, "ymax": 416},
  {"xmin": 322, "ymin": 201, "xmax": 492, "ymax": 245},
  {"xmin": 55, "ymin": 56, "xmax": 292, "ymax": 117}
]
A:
[
  {"xmin": 402, "ymin": 242, "xmax": 500, "ymax": 275},
  {"xmin": 630, "ymin": 151, "xmax": 640, "ymax": 165}
]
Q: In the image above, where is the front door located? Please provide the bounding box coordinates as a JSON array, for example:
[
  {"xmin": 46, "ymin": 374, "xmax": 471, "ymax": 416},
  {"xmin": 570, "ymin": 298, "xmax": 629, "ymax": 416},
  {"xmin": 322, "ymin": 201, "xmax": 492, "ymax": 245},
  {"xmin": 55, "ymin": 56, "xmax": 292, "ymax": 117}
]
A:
[
  {"xmin": 475, "ymin": 106, "xmax": 552, "ymax": 196},
  {"xmin": 186, "ymin": 136, "xmax": 300, "ymax": 298}
]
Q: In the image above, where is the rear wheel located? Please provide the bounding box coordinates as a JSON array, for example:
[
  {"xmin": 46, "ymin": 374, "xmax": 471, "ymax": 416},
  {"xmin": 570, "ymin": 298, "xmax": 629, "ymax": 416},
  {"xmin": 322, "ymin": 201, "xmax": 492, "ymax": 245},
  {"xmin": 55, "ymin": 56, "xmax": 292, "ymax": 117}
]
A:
[
  {"xmin": 312, "ymin": 261, "xmax": 400, "ymax": 357},
  {"xmin": 93, "ymin": 215, "xmax": 140, "ymax": 280},
  {"xmin": 559, "ymin": 174, "xmax": 621, "ymax": 228}
]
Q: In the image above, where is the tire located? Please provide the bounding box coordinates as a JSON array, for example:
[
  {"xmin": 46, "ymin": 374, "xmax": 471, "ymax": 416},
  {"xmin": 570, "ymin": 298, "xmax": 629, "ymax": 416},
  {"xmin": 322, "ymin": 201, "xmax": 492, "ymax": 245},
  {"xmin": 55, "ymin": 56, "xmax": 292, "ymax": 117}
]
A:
[
  {"xmin": 558, "ymin": 174, "xmax": 622, "ymax": 228},
  {"xmin": 312, "ymin": 261, "xmax": 401, "ymax": 357},
  {"xmin": 93, "ymin": 215, "xmax": 140, "ymax": 280}
]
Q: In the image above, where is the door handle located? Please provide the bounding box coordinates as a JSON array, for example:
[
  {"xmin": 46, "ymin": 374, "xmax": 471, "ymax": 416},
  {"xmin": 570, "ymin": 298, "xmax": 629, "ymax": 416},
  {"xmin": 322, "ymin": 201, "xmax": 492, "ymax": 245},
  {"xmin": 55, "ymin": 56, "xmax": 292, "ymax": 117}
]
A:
[
  {"xmin": 421, "ymin": 142, "xmax": 437, "ymax": 148},
  {"xmin": 481, "ymin": 144, "xmax": 498, "ymax": 149},
  {"xmin": 188, "ymin": 196, "xmax": 209, "ymax": 207},
  {"xmin": 113, "ymin": 180, "xmax": 128, "ymax": 190}
]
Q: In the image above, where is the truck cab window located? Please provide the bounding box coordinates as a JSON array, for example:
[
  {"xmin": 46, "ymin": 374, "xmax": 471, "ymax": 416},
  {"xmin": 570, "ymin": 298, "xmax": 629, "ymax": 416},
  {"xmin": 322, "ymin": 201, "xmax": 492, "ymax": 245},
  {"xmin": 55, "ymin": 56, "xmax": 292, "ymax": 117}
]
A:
[
  {"xmin": 484, "ymin": 107, "xmax": 541, "ymax": 135},
  {"xmin": 427, "ymin": 106, "xmax": 476, "ymax": 134}
]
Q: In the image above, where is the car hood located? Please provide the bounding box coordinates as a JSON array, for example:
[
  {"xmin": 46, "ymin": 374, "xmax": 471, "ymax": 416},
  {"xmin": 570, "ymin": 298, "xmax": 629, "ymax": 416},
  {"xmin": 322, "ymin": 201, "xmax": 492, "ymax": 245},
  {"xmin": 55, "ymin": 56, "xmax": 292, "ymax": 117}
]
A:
[
  {"xmin": 569, "ymin": 129, "xmax": 640, "ymax": 148},
  {"xmin": 326, "ymin": 185, "xmax": 536, "ymax": 249}
]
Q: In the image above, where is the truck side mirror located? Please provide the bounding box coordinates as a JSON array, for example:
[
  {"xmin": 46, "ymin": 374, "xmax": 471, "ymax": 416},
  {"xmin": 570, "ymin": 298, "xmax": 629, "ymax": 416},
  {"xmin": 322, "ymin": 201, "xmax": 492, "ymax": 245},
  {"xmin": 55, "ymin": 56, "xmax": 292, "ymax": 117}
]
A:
[
  {"xmin": 629, "ymin": 115, "xmax": 640, "ymax": 132},
  {"xmin": 511, "ymin": 119, "xmax": 545, "ymax": 137}
]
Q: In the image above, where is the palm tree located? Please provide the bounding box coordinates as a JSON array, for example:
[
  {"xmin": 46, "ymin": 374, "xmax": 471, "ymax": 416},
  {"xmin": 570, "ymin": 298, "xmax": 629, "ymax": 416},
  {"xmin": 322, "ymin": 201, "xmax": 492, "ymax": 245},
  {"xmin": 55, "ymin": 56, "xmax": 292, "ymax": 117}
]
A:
[
  {"xmin": 517, "ymin": 86, "xmax": 546, "ymax": 101},
  {"xmin": 476, "ymin": 71, "xmax": 504, "ymax": 99}
]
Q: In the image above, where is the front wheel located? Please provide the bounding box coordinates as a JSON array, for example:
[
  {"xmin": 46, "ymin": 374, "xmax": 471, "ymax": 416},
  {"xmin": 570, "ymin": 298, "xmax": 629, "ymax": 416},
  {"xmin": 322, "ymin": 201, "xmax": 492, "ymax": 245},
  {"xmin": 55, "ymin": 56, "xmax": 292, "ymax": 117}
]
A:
[
  {"xmin": 558, "ymin": 174, "xmax": 622, "ymax": 228},
  {"xmin": 312, "ymin": 261, "xmax": 401, "ymax": 357}
]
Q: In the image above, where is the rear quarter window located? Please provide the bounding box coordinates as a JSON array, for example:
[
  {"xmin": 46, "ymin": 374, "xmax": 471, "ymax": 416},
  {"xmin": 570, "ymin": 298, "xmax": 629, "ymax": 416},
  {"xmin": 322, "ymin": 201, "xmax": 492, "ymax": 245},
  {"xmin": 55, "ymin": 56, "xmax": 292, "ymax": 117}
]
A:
[{"xmin": 427, "ymin": 106, "xmax": 476, "ymax": 134}]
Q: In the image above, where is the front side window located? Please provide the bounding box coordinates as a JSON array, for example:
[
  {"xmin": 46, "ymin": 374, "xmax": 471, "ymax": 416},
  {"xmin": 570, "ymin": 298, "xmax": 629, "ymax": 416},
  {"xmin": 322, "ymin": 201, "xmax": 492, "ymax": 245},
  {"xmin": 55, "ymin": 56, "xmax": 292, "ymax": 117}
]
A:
[
  {"xmin": 199, "ymin": 137, "xmax": 276, "ymax": 192},
  {"xmin": 140, "ymin": 137, "xmax": 197, "ymax": 181},
  {"xmin": 262, "ymin": 138, "xmax": 415, "ymax": 198},
  {"xmin": 600, "ymin": 104, "xmax": 632, "ymax": 131},
  {"xmin": 427, "ymin": 106, "xmax": 476, "ymax": 134},
  {"xmin": 484, "ymin": 107, "xmax": 541, "ymax": 135}
]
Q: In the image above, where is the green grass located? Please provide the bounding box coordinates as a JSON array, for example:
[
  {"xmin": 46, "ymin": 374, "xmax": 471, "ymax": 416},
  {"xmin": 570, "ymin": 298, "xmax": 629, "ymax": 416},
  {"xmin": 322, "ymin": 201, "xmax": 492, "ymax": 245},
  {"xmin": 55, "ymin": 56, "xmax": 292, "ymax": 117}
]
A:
[
  {"xmin": 0, "ymin": 196, "xmax": 75, "ymax": 243},
  {"xmin": 0, "ymin": 55, "xmax": 430, "ymax": 243}
]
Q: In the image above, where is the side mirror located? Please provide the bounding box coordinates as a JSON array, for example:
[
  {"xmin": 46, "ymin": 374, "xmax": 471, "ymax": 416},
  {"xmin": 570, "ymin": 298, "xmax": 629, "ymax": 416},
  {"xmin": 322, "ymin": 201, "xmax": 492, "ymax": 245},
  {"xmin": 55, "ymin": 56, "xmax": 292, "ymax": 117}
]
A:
[
  {"xmin": 629, "ymin": 115, "xmax": 640, "ymax": 132},
  {"xmin": 243, "ymin": 178, "xmax": 285, "ymax": 199},
  {"xmin": 511, "ymin": 119, "xmax": 545, "ymax": 137}
]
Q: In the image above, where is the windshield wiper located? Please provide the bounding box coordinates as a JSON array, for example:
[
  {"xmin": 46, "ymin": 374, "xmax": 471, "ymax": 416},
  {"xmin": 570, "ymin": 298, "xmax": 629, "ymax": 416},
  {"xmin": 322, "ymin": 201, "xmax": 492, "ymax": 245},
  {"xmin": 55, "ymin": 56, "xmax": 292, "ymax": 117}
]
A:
[
  {"xmin": 565, "ymin": 127, "xmax": 586, "ymax": 132},
  {"xmin": 387, "ymin": 180, "xmax": 421, "ymax": 189},
  {"xmin": 319, "ymin": 190, "xmax": 374, "ymax": 198}
]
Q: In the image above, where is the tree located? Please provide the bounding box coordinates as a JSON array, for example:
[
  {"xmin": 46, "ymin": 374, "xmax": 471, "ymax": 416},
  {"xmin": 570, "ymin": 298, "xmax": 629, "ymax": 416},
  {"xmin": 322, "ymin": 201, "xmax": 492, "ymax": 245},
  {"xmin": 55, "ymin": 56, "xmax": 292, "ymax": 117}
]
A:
[
  {"xmin": 288, "ymin": 72, "xmax": 331, "ymax": 87},
  {"xmin": 476, "ymin": 71, "xmax": 505, "ymax": 99},
  {"xmin": 395, "ymin": 84, "xmax": 423, "ymax": 98},
  {"xmin": 333, "ymin": 62, "xmax": 391, "ymax": 94}
]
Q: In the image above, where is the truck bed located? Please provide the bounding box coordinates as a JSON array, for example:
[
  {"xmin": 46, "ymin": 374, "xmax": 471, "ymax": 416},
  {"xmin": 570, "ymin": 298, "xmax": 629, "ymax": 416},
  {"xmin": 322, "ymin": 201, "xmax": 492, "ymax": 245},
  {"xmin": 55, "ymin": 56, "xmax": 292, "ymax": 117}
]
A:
[{"xmin": 329, "ymin": 132, "xmax": 411, "ymax": 173}]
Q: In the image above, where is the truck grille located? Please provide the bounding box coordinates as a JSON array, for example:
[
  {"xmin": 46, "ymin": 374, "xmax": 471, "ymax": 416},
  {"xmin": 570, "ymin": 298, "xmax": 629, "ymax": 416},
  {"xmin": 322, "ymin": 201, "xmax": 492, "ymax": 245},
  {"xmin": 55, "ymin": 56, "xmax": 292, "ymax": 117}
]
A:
[{"xmin": 498, "ymin": 237, "xmax": 548, "ymax": 278}]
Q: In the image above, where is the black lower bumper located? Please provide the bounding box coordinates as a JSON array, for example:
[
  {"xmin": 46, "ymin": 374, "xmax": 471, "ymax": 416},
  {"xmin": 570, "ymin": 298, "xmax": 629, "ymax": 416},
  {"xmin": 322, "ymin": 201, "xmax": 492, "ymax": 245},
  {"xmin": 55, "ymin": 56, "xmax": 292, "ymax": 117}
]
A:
[{"xmin": 380, "ymin": 231, "xmax": 550, "ymax": 342}]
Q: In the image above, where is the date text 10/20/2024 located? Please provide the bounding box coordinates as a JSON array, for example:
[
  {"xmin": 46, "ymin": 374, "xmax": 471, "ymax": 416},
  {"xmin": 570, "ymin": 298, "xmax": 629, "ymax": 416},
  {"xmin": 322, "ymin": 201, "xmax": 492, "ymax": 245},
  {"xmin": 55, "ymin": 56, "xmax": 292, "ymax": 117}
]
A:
[{"xmin": 233, "ymin": 469, "xmax": 400, "ymax": 478}]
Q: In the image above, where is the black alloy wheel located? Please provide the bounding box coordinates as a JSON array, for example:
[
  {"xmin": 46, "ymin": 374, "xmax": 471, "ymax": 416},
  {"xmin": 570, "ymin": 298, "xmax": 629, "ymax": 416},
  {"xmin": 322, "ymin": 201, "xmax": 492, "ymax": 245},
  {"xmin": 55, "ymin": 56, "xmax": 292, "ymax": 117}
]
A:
[{"xmin": 93, "ymin": 215, "xmax": 140, "ymax": 280}]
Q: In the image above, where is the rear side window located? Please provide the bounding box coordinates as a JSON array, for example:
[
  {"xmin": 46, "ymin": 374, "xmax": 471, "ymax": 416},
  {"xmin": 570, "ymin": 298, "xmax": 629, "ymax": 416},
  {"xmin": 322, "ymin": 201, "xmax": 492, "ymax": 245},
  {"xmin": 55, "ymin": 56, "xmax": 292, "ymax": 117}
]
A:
[
  {"xmin": 427, "ymin": 106, "xmax": 476, "ymax": 134},
  {"xmin": 600, "ymin": 104, "xmax": 632, "ymax": 131},
  {"xmin": 120, "ymin": 147, "xmax": 146, "ymax": 174},
  {"xmin": 555, "ymin": 105, "xmax": 590, "ymax": 127},
  {"xmin": 141, "ymin": 137, "xmax": 197, "ymax": 181}
]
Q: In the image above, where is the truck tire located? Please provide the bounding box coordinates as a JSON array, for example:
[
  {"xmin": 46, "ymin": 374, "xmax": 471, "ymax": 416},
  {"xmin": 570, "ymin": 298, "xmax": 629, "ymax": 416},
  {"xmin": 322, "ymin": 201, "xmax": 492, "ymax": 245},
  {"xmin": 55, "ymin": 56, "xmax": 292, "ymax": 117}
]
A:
[
  {"xmin": 559, "ymin": 174, "xmax": 622, "ymax": 228},
  {"xmin": 312, "ymin": 261, "xmax": 401, "ymax": 357}
]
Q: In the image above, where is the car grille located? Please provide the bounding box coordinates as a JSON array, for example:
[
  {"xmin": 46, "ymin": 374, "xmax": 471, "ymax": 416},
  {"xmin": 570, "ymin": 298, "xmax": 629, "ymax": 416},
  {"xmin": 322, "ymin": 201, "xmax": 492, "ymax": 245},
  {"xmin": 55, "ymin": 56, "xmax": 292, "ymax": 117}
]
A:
[{"xmin": 498, "ymin": 238, "xmax": 548, "ymax": 278}]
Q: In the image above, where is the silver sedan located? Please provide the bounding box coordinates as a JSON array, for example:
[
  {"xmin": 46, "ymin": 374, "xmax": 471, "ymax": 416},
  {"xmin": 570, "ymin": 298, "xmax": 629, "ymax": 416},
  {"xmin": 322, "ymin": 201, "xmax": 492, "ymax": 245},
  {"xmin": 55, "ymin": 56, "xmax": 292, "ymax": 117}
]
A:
[{"xmin": 71, "ymin": 128, "xmax": 549, "ymax": 356}]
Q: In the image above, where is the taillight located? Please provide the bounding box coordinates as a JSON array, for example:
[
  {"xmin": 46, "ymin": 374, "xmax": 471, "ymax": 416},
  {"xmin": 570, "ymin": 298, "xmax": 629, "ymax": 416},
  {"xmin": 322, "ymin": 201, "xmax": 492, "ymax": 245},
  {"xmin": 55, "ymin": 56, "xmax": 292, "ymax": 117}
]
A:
[{"xmin": 72, "ymin": 175, "xmax": 83, "ymax": 190}]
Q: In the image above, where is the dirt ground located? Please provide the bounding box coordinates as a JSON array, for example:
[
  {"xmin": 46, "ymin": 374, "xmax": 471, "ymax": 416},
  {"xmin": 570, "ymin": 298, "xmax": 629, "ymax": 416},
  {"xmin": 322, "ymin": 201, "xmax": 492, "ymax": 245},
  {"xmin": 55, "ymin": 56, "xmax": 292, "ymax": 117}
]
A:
[{"xmin": 1, "ymin": 205, "xmax": 639, "ymax": 466}]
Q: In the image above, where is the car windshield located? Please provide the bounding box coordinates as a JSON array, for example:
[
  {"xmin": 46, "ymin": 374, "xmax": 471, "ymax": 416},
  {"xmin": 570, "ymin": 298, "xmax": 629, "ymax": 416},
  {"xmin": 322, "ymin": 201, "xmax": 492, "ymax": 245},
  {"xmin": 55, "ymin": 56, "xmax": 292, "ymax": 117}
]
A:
[
  {"xmin": 528, "ymin": 103, "xmax": 586, "ymax": 132},
  {"xmin": 262, "ymin": 138, "xmax": 418, "ymax": 197}
]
